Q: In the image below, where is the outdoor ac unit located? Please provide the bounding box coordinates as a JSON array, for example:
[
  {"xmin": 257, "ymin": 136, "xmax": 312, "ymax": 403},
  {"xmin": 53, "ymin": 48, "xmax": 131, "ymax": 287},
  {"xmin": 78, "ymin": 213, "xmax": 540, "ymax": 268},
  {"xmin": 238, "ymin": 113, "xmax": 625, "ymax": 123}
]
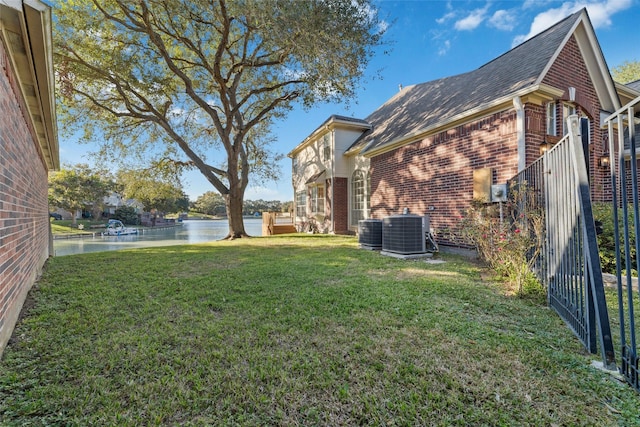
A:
[
  {"xmin": 382, "ymin": 214, "xmax": 428, "ymax": 254},
  {"xmin": 358, "ymin": 219, "xmax": 383, "ymax": 249}
]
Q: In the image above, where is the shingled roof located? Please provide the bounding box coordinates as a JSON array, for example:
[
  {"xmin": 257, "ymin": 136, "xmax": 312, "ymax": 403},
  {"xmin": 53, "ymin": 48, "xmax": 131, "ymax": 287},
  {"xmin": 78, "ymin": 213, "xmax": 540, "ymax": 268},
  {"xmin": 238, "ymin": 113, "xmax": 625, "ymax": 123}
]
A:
[
  {"xmin": 627, "ymin": 80, "xmax": 640, "ymax": 92},
  {"xmin": 355, "ymin": 9, "xmax": 585, "ymax": 155}
]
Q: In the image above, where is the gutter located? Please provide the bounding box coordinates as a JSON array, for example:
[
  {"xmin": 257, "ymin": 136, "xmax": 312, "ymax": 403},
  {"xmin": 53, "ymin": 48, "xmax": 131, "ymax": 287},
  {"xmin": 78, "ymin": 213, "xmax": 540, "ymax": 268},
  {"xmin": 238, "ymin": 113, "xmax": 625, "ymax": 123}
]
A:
[
  {"xmin": 330, "ymin": 128, "xmax": 334, "ymax": 233},
  {"xmin": 287, "ymin": 116, "xmax": 371, "ymax": 158}
]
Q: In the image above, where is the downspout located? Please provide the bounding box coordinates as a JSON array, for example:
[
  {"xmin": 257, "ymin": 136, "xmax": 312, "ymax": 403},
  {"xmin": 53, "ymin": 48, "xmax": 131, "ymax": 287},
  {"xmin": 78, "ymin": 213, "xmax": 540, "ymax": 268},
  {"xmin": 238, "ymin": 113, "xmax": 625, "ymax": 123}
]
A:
[
  {"xmin": 329, "ymin": 127, "xmax": 335, "ymax": 233},
  {"xmin": 513, "ymin": 96, "xmax": 526, "ymax": 172}
]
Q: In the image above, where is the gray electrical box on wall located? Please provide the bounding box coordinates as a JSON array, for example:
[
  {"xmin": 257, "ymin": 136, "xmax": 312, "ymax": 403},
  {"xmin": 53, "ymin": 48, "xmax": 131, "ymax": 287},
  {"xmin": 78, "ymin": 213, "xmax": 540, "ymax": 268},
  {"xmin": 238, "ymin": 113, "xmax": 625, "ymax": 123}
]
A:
[{"xmin": 491, "ymin": 183, "xmax": 508, "ymax": 202}]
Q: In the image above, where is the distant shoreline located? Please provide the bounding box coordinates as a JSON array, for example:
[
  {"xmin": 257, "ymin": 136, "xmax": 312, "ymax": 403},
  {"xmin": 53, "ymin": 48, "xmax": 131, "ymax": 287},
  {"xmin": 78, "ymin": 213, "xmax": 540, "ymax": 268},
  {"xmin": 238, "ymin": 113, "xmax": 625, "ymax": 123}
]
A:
[{"xmin": 183, "ymin": 216, "xmax": 262, "ymax": 221}]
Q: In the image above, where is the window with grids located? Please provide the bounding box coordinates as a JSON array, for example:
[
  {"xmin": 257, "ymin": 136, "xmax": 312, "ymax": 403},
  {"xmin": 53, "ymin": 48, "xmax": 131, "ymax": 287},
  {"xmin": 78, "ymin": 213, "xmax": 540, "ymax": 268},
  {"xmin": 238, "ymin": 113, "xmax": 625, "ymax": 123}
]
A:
[
  {"xmin": 322, "ymin": 134, "xmax": 331, "ymax": 162},
  {"xmin": 296, "ymin": 191, "xmax": 306, "ymax": 218},
  {"xmin": 310, "ymin": 185, "xmax": 324, "ymax": 214},
  {"xmin": 352, "ymin": 170, "xmax": 366, "ymax": 225},
  {"xmin": 546, "ymin": 102, "xmax": 557, "ymax": 136}
]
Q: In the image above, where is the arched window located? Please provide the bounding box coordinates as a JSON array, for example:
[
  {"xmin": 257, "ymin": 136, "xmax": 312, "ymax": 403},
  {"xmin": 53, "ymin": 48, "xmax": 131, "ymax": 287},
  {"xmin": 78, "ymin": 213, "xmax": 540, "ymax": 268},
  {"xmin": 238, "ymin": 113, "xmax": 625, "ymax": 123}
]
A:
[{"xmin": 352, "ymin": 170, "xmax": 366, "ymax": 225}]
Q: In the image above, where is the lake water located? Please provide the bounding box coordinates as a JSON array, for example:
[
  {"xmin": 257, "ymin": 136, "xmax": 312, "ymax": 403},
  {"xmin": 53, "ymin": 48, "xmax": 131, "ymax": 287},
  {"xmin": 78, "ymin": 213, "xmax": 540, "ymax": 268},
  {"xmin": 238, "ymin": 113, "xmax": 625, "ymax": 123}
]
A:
[{"xmin": 53, "ymin": 218, "xmax": 263, "ymax": 257}]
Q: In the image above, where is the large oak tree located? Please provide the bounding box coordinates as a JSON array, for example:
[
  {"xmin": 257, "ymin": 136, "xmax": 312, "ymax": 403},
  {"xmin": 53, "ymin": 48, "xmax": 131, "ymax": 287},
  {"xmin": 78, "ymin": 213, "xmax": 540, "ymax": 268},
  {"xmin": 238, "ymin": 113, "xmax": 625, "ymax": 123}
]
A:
[{"xmin": 54, "ymin": 0, "xmax": 385, "ymax": 238}]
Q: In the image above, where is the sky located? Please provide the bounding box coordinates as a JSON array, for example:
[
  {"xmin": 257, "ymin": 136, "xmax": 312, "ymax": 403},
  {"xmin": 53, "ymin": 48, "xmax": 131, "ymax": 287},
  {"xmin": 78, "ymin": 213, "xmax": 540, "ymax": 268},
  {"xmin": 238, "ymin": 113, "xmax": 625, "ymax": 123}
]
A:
[{"xmin": 58, "ymin": 0, "xmax": 640, "ymax": 203}]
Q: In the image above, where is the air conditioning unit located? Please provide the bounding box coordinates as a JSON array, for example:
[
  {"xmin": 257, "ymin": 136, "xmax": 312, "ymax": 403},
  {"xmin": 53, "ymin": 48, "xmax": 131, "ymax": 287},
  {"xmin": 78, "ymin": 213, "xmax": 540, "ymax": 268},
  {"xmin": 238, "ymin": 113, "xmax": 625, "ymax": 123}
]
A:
[
  {"xmin": 358, "ymin": 219, "xmax": 383, "ymax": 249},
  {"xmin": 382, "ymin": 214, "xmax": 428, "ymax": 254}
]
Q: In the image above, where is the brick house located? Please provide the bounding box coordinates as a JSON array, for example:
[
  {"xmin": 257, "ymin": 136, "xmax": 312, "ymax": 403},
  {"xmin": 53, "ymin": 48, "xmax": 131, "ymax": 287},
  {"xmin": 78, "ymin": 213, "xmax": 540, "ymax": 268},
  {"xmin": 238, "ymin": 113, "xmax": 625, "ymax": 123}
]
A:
[
  {"xmin": 289, "ymin": 8, "xmax": 639, "ymax": 246},
  {"xmin": 0, "ymin": 1, "xmax": 58, "ymax": 354}
]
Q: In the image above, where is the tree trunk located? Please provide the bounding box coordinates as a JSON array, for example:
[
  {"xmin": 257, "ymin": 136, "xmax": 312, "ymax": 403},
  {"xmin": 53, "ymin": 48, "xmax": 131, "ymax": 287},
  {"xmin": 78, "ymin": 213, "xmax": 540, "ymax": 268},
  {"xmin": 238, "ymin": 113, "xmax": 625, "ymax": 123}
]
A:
[{"xmin": 224, "ymin": 189, "xmax": 248, "ymax": 239}]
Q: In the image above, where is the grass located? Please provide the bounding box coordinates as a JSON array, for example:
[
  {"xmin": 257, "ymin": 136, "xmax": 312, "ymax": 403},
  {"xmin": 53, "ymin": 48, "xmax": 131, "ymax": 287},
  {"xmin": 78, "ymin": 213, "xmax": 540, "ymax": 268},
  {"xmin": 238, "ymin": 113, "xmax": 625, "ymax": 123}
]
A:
[
  {"xmin": 50, "ymin": 219, "xmax": 105, "ymax": 235},
  {"xmin": 1, "ymin": 235, "xmax": 639, "ymax": 425}
]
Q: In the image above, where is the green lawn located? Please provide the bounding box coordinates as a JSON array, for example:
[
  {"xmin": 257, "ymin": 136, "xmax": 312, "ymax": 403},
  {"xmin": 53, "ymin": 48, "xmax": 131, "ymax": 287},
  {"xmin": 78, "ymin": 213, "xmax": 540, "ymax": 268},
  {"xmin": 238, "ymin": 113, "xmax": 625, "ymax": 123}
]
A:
[
  {"xmin": 50, "ymin": 219, "xmax": 105, "ymax": 235},
  {"xmin": 1, "ymin": 235, "xmax": 638, "ymax": 425}
]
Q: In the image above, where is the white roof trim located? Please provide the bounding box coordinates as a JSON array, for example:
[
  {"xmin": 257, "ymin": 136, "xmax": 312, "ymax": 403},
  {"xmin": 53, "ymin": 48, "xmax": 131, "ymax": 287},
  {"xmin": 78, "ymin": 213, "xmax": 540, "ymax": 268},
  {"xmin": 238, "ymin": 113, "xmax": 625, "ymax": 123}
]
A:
[{"xmin": 536, "ymin": 9, "xmax": 620, "ymax": 114}]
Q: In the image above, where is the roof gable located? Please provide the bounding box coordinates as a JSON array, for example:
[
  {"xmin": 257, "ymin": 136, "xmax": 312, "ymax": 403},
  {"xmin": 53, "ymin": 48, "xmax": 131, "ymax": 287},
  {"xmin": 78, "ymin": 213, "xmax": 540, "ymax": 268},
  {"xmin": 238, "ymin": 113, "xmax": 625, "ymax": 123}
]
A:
[
  {"xmin": 357, "ymin": 8, "xmax": 617, "ymax": 156},
  {"xmin": 288, "ymin": 114, "xmax": 371, "ymax": 158}
]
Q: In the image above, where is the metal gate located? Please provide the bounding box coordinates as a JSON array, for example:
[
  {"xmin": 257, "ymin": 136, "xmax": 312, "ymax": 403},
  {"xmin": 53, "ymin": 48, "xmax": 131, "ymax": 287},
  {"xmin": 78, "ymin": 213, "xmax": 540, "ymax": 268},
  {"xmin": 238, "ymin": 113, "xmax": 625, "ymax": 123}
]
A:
[
  {"xmin": 603, "ymin": 95, "xmax": 640, "ymax": 391},
  {"xmin": 512, "ymin": 115, "xmax": 615, "ymax": 369}
]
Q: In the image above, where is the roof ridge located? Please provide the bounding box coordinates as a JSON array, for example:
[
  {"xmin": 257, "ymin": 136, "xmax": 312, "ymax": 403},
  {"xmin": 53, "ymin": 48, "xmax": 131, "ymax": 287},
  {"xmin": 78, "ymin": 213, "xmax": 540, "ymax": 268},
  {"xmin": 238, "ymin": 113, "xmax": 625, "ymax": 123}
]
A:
[{"xmin": 478, "ymin": 8, "xmax": 583, "ymax": 71}]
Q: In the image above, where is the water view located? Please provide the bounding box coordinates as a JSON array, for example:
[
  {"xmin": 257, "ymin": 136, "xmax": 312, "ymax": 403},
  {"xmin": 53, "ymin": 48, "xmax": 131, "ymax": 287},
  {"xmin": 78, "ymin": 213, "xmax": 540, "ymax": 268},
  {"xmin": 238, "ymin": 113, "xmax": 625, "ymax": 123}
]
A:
[{"xmin": 53, "ymin": 218, "xmax": 263, "ymax": 256}]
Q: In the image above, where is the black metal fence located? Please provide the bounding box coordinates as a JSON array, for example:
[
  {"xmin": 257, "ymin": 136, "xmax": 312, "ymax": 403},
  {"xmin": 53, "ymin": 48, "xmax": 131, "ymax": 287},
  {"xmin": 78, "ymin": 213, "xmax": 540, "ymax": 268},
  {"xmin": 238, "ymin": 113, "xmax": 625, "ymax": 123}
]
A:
[
  {"xmin": 511, "ymin": 115, "xmax": 615, "ymax": 369},
  {"xmin": 604, "ymin": 95, "xmax": 640, "ymax": 392}
]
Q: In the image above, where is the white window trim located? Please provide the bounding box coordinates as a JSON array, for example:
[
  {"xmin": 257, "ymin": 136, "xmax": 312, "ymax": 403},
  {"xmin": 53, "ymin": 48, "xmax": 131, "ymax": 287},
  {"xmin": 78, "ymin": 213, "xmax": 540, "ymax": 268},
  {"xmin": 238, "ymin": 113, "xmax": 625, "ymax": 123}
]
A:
[
  {"xmin": 351, "ymin": 170, "xmax": 367, "ymax": 226},
  {"xmin": 546, "ymin": 102, "xmax": 557, "ymax": 136},
  {"xmin": 322, "ymin": 134, "xmax": 331, "ymax": 162},
  {"xmin": 563, "ymin": 103, "xmax": 576, "ymax": 136},
  {"xmin": 295, "ymin": 190, "xmax": 306, "ymax": 219},
  {"xmin": 310, "ymin": 184, "xmax": 325, "ymax": 215}
]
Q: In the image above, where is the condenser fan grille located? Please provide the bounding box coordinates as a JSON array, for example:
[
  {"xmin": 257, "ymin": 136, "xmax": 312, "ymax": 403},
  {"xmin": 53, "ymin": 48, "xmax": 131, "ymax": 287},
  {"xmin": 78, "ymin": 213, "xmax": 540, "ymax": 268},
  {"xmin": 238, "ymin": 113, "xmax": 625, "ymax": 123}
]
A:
[
  {"xmin": 358, "ymin": 219, "xmax": 383, "ymax": 249},
  {"xmin": 382, "ymin": 214, "xmax": 427, "ymax": 254}
]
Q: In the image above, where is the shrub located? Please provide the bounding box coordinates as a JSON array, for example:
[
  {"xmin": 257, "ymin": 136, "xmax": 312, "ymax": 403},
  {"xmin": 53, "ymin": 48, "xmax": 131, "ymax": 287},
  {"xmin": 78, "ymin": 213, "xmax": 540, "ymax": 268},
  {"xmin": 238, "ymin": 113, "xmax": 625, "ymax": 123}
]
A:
[
  {"xmin": 114, "ymin": 206, "xmax": 139, "ymax": 225},
  {"xmin": 460, "ymin": 183, "xmax": 545, "ymax": 297},
  {"xmin": 593, "ymin": 202, "xmax": 637, "ymax": 276}
]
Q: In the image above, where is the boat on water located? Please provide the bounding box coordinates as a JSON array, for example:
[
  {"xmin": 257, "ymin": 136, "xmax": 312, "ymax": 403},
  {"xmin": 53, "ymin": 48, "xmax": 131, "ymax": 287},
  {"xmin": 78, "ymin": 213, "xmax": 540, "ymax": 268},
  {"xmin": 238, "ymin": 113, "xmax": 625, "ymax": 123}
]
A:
[{"xmin": 102, "ymin": 219, "xmax": 139, "ymax": 236}]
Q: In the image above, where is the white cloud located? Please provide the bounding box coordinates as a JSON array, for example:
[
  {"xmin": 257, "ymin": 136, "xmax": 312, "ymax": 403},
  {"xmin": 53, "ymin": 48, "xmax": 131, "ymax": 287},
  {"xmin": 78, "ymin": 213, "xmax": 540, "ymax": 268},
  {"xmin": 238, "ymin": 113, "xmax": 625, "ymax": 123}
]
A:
[
  {"xmin": 454, "ymin": 5, "xmax": 490, "ymax": 31},
  {"xmin": 584, "ymin": 0, "xmax": 633, "ymax": 27},
  {"xmin": 488, "ymin": 9, "xmax": 517, "ymax": 31},
  {"xmin": 438, "ymin": 40, "xmax": 451, "ymax": 56},
  {"xmin": 512, "ymin": 0, "xmax": 633, "ymax": 47},
  {"xmin": 436, "ymin": 0, "xmax": 456, "ymax": 24},
  {"xmin": 436, "ymin": 11, "xmax": 456, "ymax": 25}
]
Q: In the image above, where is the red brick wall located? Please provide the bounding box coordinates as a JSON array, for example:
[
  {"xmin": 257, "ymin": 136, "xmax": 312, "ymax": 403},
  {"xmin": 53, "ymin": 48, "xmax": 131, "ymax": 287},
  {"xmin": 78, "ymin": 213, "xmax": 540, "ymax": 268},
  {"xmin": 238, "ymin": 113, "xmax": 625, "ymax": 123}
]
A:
[
  {"xmin": 524, "ymin": 103, "xmax": 546, "ymax": 165},
  {"xmin": 541, "ymin": 34, "xmax": 608, "ymax": 202},
  {"xmin": 332, "ymin": 177, "xmax": 349, "ymax": 234},
  {"xmin": 371, "ymin": 110, "xmax": 519, "ymax": 246},
  {"xmin": 370, "ymin": 34, "xmax": 611, "ymax": 246},
  {"xmin": 0, "ymin": 41, "xmax": 52, "ymax": 354}
]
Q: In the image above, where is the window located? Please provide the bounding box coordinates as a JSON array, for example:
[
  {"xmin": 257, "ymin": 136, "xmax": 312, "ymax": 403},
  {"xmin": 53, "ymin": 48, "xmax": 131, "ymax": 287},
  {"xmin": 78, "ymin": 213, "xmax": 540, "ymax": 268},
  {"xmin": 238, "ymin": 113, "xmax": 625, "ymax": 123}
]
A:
[
  {"xmin": 322, "ymin": 133, "xmax": 331, "ymax": 162},
  {"xmin": 563, "ymin": 103, "xmax": 576, "ymax": 136},
  {"xmin": 296, "ymin": 191, "xmax": 306, "ymax": 218},
  {"xmin": 292, "ymin": 157, "xmax": 298, "ymax": 175},
  {"xmin": 546, "ymin": 102, "xmax": 557, "ymax": 136},
  {"xmin": 310, "ymin": 185, "xmax": 324, "ymax": 214},
  {"xmin": 352, "ymin": 170, "xmax": 366, "ymax": 225}
]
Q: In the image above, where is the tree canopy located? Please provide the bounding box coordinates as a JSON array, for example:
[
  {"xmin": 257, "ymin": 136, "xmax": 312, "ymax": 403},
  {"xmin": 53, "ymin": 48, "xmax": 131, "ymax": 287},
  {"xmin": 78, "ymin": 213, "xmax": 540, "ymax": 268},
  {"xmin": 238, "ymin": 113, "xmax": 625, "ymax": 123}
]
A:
[
  {"xmin": 192, "ymin": 192, "xmax": 290, "ymax": 216},
  {"xmin": 117, "ymin": 169, "xmax": 189, "ymax": 214},
  {"xmin": 192, "ymin": 191, "xmax": 226, "ymax": 216},
  {"xmin": 48, "ymin": 164, "xmax": 113, "ymax": 224},
  {"xmin": 611, "ymin": 60, "xmax": 640, "ymax": 84},
  {"xmin": 54, "ymin": 0, "xmax": 386, "ymax": 238}
]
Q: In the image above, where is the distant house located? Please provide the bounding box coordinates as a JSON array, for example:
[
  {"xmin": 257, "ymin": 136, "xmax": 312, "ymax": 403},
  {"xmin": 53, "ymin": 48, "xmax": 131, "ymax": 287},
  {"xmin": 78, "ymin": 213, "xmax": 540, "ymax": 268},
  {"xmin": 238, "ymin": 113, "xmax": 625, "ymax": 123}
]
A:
[
  {"xmin": 288, "ymin": 8, "xmax": 640, "ymax": 247},
  {"xmin": 50, "ymin": 192, "xmax": 143, "ymax": 220},
  {"xmin": 102, "ymin": 192, "xmax": 144, "ymax": 216},
  {"xmin": 0, "ymin": 1, "xmax": 58, "ymax": 354}
]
